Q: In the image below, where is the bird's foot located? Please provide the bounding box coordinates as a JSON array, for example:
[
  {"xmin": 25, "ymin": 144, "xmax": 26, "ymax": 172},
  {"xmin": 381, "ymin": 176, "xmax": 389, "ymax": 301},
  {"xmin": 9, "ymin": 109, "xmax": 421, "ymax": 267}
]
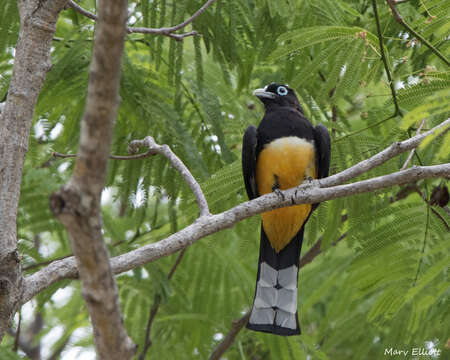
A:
[{"xmin": 273, "ymin": 188, "xmax": 285, "ymax": 201}]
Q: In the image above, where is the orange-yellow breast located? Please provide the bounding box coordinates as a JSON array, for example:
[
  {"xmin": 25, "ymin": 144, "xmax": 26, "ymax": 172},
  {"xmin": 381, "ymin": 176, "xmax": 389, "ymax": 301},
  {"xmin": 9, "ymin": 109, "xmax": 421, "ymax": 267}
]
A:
[{"xmin": 256, "ymin": 136, "xmax": 316, "ymax": 253}]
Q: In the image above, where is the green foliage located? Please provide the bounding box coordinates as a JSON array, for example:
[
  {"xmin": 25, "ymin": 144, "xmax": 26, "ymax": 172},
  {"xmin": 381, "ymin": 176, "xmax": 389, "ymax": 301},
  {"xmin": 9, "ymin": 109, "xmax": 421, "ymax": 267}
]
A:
[{"xmin": 2, "ymin": 0, "xmax": 449, "ymax": 359}]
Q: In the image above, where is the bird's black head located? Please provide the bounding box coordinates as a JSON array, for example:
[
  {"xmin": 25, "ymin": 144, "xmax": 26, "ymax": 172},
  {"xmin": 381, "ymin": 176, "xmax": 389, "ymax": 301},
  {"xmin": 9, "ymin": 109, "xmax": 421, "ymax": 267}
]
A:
[{"xmin": 253, "ymin": 83, "xmax": 302, "ymax": 112}]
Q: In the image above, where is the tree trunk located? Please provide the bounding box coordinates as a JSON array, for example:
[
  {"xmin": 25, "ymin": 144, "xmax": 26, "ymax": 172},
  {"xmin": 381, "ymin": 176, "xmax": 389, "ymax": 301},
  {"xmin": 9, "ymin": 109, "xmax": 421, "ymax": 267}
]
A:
[{"xmin": 0, "ymin": 0, "xmax": 68, "ymax": 340}]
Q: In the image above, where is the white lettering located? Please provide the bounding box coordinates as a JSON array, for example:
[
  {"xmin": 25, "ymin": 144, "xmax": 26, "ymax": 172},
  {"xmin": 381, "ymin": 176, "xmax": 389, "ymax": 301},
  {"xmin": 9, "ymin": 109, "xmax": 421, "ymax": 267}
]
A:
[{"xmin": 384, "ymin": 348, "xmax": 409, "ymax": 356}]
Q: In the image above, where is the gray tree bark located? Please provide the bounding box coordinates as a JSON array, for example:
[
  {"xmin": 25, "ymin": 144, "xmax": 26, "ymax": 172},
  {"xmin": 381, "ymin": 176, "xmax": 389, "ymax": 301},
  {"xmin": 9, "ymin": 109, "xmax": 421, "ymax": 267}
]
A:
[
  {"xmin": 0, "ymin": 0, "xmax": 68, "ymax": 341},
  {"xmin": 48, "ymin": 0, "xmax": 136, "ymax": 358}
]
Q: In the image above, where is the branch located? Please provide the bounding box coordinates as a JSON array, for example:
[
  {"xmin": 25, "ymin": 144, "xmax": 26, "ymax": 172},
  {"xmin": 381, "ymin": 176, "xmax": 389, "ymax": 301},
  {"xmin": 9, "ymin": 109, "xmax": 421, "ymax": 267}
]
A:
[
  {"xmin": 209, "ymin": 311, "xmax": 251, "ymax": 360},
  {"xmin": 401, "ymin": 119, "xmax": 426, "ymax": 170},
  {"xmin": 138, "ymin": 249, "xmax": 186, "ymax": 360},
  {"xmin": 129, "ymin": 136, "xmax": 210, "ymax": 217},
  {"xmin": 23, "ymin": 163, "xmax": 450, "ymax": 304},
  {"xmin": 53, "ymin": 136, "xmax": 210, "ymax": 217},
  {"xmin": 67, "ymin": 0, "xmax": 97, "ymax": 21},
  {"xmin": 21, "ymin": 119, "xmax": 449, "ymax": 304},
  {"xmin": 8, "ymin": 312, "xmax": 43, "ymax": 360},
  {"xmin": 324, "ymin": 118, "xmax": 449, "ymax": 187},
  {"xmin": 386, "ymin": 0, "xmax": 450, "ymax": 66},
  {"xmin": 49, "ymin": 0, "xmax": 135, "ymax": 358},
  {"xmin": 52, "ymin": 150, "xmax": 154, "ymax": 160},
  {"xmin": 68, "ymin": 0, "xmax": 217, "ymax": 41},
  {"xmin": 372, "ymin": 0, "xmax": 401, "ymax": 117}
]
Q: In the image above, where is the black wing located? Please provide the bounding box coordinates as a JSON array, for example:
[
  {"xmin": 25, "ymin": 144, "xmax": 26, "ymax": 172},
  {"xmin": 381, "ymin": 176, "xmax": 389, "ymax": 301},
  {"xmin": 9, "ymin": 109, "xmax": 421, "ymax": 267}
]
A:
[
  {"xmin": 311, "ymin": 124, "xmax": 331, "ymax": 211},
  {"xmin": 314, "ymin": 124, "xmax": 331, "ymax": 179},
  {"xmin": 242, "ymin": 125, "xmax": 258, "ymax": 200}
]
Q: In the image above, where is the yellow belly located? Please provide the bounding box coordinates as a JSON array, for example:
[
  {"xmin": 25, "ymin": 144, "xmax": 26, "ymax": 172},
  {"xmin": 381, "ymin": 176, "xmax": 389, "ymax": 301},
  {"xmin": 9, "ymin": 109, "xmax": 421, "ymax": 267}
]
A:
[{"xmin": 256, "ymin": 137, "xmax": 316, "ymax": 253}]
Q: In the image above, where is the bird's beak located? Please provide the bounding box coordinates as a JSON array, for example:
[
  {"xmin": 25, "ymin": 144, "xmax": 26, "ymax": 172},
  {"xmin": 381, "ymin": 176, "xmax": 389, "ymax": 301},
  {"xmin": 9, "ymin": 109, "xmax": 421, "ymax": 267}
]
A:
[{"xmin": 253, "ymin": 88, "xmax": 276, "ymax": 99}]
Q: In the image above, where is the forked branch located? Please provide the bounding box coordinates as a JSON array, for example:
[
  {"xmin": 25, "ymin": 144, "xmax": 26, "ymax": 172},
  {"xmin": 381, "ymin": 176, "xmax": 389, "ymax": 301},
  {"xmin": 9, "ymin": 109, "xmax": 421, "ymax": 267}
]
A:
[
  {"xmin": 68, "ymin": 0, "xmax": 217, "ymax": 41},
  {"xmin": 23, "ymin": 118, "xmax": 450, "ymax": 304}
]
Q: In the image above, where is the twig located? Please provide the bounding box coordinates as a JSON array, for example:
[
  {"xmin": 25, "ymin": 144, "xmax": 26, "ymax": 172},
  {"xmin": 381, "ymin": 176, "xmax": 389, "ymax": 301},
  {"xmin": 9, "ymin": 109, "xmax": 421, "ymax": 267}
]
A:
[
  {"xmin": 386, "ymin": 0, "xmax": 450, "ymax": 66},
  {"xmin": 22, "ymin": 254, "xmax": 73, "ymax": 272},
  {"xmin": 401, "ymin": 119, "xmax": 426, "ymax": 170},
  {"xmin": 335, "ymin": 113, "xmax": 396, "ymax": 143},
  {"xmin": 372, "ymin": 0, "xmax": 402, "ymax": 117},
  {"xmin": 48, "ymin": 333, "xmax": 72, "ymax": 360},
  {"xmin": 129, "ymin": 136, "xmax": 210, "ymax": 217},
  {"xmin": 53, "ymin": 136, "xmax": 210, "ymax": 217},
  {"xmin": 138, "ymin": 249, "xmax": 186, "ymax": 360},
  {"xmin": 52, "ymin": 150, "xmax": 155, "ymax": 160},
  {"xmin": 299, "ymin": 233, "xmax": 347, "ymax": 268},
  {"xmin": 12, "ymin": 310, "xmax": 21, "ymax": 352},
  {"xmin": 127, "ymin": 28, "xmax": 199, "ymax": 41},
  {"xmin": 67, "ymin": 0, "xmax": 97, "ymax": 21},
  {"xmin": 209, "ymin": 311, "xmax": 251, "ymax": 360},
  {"xmin": 209, "ymin": 233, "xmax": 348, "ymax": 359},
  {"xmin": 412, "ymin": 185, "xmax": 449, "ymax": 230},
  {"xmin": 68, "ymin": 0, "xmax": 217, "ymax": 41},
  {"xmin": 8, "ymin": 312, "xmax": 43, "ymax": 359}
]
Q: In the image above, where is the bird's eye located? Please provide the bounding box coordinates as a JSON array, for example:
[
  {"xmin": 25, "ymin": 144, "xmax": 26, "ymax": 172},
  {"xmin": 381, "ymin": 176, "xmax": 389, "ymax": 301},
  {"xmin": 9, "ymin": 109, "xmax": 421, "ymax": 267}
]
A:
[{"xmin": 277, "ymin": 86, "xmax": 288, "ymax": 96}]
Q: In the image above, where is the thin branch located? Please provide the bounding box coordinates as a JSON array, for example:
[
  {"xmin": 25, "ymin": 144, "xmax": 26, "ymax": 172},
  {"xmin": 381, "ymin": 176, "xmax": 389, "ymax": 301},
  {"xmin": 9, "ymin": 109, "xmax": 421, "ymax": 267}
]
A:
[
  {"xmin": 372, "ymin": 0, "xmax": 402, "ymax": 117},
  {"xmin": 67, "ymin": 0, "xmax": 97, "ymax": 21},
  {"xmin": 129, "ymin": 136, "xmax": 210, "ymax": 217},
  {"xmin": 53, "ymin": 136, "xmax": 210, "ymax": 217},
  {"xmin": 127, "ymin": 28, "xmax": 199, "ymax": 41},
  {"xmin": 168, "ymin": 249, "xmax": 186, "ymax": 280},
  {"xmin": 52, "ymin": 150, "xmax": 155, "ymax": 160},
  {"xmin": 150, "ymin": 0, "xmax": 216, "ymax": 33},
  {"xmin": 12, "ymin": 310, "xmax": 21, "ymax": 352},
  {"xmin": 414, "ymin": 194, "xmax": 431, "ymax": 286},
  {"xmin": 334, "ymin": 113, "xmax": 397, "ymax": 143},
  {"xmin": 48, "ymin": 334, "xmax": 72, "ymax": 360},
  {"xmin": 22, "ymin": 253, "xmax": 73, "ymax": 271},
  {"xmin": 325, "ymin": 118, "xmax": 449, "ymax": 187},
  {"xmin": 401, "ymin": 119, "xmax": 426, "ymax": 170},
  {"xmin": 386, "ymin": 0, "xmax": 450, "ymax": 66},
  {"xmin": 139, "ymin": 297, "xmax": 161, "ymax": 360},
  {"xmin": 8, "ymin": 312, "xmax": 43, "ymax": 360},
  {"xmin": 68, "ymin": 0, "xmax": 217, "ymax": 41},
  {"xmin": 299, "ymin": 233, "xmax": 347, "ymax": 268},
  {"xmin": 139, "ymin": 249, "xmax": 186, "ymax": 360},
  {"xmin": 209, "ymin": 311, "xmax": 251, "ymax": 360},
  {"xmin": 210, "ymin": 233, "xmax": 348, "ymax": 359}
]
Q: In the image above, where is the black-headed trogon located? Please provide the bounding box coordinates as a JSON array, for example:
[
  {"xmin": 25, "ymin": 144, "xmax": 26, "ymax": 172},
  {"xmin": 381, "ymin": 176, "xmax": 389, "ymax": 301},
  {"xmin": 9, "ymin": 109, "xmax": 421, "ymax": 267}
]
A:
[{"xmin": 242, "ymin": 83, "xmax": 331, "ymax": 336}]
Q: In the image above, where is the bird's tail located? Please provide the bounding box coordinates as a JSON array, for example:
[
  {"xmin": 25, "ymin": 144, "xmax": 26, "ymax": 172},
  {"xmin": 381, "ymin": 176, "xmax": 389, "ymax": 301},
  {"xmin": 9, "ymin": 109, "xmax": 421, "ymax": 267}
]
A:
[{"xmin": 246, "ymin": 226, "xmax": 304, "ymax": 336}]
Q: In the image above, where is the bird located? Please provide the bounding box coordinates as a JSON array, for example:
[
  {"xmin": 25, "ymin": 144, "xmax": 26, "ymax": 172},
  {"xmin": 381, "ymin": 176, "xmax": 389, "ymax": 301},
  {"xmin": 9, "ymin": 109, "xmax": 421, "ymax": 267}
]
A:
[{"xmin": 242, "ymin": 83, "xmax": 331, "ymax": 336}]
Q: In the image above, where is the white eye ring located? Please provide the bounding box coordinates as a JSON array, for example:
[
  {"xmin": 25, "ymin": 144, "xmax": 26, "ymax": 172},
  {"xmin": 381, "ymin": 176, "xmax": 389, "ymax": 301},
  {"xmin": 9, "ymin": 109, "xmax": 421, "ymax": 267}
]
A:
[{"xmin": 277, "ymin": 86, "xmax": 288, "ymax": 96}]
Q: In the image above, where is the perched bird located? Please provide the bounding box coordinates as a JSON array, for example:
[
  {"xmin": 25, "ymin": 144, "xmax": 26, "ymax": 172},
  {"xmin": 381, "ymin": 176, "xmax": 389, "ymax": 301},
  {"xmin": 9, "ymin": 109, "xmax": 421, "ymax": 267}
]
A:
[{"xmin": 242, "ymin": 83, "xmax": 331, "ymax": 335}]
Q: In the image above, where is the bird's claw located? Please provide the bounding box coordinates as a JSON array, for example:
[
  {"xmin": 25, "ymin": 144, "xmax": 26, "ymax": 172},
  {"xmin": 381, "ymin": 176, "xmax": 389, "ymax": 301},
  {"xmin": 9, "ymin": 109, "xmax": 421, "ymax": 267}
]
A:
[{"xmin": 273, "ymin": 188, "xmax": 285, "ymax": 201}]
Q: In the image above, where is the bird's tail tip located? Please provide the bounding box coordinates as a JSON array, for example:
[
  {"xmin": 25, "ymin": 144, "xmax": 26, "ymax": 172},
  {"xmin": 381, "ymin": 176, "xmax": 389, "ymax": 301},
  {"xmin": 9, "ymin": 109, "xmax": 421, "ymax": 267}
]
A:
[
  {"xmin": 246, "ymin": 321, "xmax": 301, "ymax": 336},
  {"xmin": 246, "ymin": 262, "xmax": 300, "ymax": 336}
]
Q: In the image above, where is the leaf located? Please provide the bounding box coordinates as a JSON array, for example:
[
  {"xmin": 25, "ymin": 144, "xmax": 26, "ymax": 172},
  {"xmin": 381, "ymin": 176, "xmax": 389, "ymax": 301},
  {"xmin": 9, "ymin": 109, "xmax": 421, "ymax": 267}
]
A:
[{"xmin": 269, "ymin": 26, "xmax": 379, "ymax": 61}]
